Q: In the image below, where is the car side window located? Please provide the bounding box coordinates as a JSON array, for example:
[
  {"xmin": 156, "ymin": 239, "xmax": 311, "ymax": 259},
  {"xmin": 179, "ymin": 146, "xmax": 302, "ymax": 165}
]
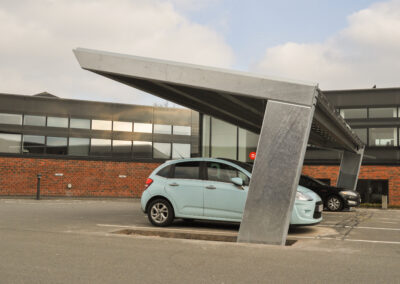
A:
[
  {"xmin": 206, "ymin": 162, "xmax": 250, "ymax": 186},
  {"xmin": 172, "ymin": 162, "xmax": 200, "ymax": 180},
  {"xmin": 156, "ymin": 165, "xmax": 172, "ymax": 178}
]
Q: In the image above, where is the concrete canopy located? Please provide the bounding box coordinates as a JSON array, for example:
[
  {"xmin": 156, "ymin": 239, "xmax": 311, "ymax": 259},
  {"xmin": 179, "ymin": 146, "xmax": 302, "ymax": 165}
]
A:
[{"xmin": 74, "ymin": 48, "xmax": 364, "ymax": 245}]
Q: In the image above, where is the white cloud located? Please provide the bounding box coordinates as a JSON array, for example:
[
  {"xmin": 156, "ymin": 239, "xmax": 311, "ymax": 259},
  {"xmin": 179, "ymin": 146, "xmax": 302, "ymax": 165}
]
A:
[
  {"xmin": 255, "ymin": 0, "xmax": 400, "ymax": 90},
  {"xmin": 0, "ymin": 0, "xmax": 234, "ymax": 105}
]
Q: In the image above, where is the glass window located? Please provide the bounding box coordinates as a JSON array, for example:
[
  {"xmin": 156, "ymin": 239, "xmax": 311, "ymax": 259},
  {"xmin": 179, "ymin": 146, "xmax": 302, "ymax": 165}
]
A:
[
  {"xmin": 46, "ymin": 137, "xmax": 68, "ymax": 155},
  {"xmin": 156, "ymin": 165, "xmax": 172, "ymax": 178},
  {"xmin": 153, "ymin": 142, "xmax": 171, "ymax": 159},
  {"xmin": 90, "ymin": 138, "xmax": 112, "ymax": 156},
  {"xmin": 0, "ymin": 113, "xmax": 22, "ymax": 125},
  {"xmin": 172, "ymin": 143, "xmax": 191, "ymax": 159},
  {"xmin": 22, "ymin": 135, "xmax": 45, "ymax": 154},
  {"xmin": 134, "ymin": 123, "xmax": 152, "ymax": 133},
  {"xmin": 133, "ymin": 141, "xmax": 152, "ymax": 158},
  {"xmin": 0, "ymin": 133, "xmax": 21, "ymax": 153},
  {"xmin": 24, "ymin": 115, "xmax": 46, "ymax": 126},
  {"xmin": 172, "ymin": 162, "xmax": 200, "ymax": 179},
  {"xmin": 352, "ymin": 128, "xmax": 367, "ymax": 144},
  {"xmin": 238, "ymin": 128, "xmax": 259, "ymax": 162},
  {"xmin": 369, "ymin": 128, "xmax": 397, "ymax": 146},
  {"xmin": 173, "ymin": 125, "xmax": 191, "ymax": 136},
  {"xmin": 92, "ymin": 120, "xmax": 112, "ymax": 131},
  {"xmin": 70, "ymin": 118, "xmax": 90, "ymax": 129},
  {"xmin": 369, "ymin": 108, "xmax": 397, "ymax": 118},
  {"xmin": 202, "ymin": 115, "xmax": 210, "ymax": 157},
  {"xmin": 154, "ymin": 124, "xmax": 172, "ymax": 134},
  {"xmin": 211, "ymin": 118, "xmax": 237, "ymax": 159},
  {"xmin": 206, "ymin": 162, "xmax": 249, "ymax": 186},
  {"xmin": 68, "ymin": 138, "xmax": 89, "ymax": 156},
  {"xmin": 339, "ymin": 109, "xmax": 367, "ymax": 119},
  {"xmin": 47, "ymin": 117, "xmax": 68, "ymax": 128},
  {"xmin": 113, "ymin": 121, "xmax": 132, "ymax": 132},
  {"xmin": 113, "ymin": 140, "xmax": 132, "ymax": 156}
]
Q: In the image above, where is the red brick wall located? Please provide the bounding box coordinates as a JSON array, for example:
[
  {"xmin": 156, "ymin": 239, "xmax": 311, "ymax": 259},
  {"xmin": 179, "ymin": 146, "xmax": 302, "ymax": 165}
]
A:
[
  {"xmin": 303, "ymin": 165, "xmax": 400, "ymax": 205},
  {"xmin": 0, "ymin": 157, "xmax": 160, "ymax": 197}
]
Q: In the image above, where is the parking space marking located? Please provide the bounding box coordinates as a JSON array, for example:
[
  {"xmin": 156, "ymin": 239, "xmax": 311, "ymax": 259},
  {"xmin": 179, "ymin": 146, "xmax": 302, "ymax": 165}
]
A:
[
  {"xmin": 318, "ymin": 224, "xmax": 400, "ymax": 231},
  {"xmin": 295, "ymin": 236, "xmax": 400, "ymax": 245}
]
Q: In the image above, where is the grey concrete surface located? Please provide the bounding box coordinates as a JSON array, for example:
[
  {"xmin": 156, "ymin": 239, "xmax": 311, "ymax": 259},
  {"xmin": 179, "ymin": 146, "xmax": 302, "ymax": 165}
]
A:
[{"xmin": 1, "ymin": 198, "xmax": 400, "ymax": 283}]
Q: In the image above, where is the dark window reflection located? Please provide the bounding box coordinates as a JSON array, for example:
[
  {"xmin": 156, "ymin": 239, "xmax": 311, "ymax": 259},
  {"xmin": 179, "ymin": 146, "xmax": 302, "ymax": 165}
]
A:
[
  {"xmin": 68, "ymin": 138, "xmax": 89, "ymax": 156},
  {"xmin": 46, "ymin": 137, "xmax": 68, "ymax": 155},
  {"xmin": 206, "ymin": 162, "xmax": 249, "ymax": 186},
  {"xmin": 133, "ymin": 141, "xmax": 152, "ymax": 158},
  {"xmin": 173, "ymin": 162, "xmax": 200, "ymax": 179},
  {"xmin": 90, "ymin": 138, "xmax": 111, "ymax": 156},
  {"xmin": 23, "ymin": 135, "xmax": 45, "ymax": 154}
]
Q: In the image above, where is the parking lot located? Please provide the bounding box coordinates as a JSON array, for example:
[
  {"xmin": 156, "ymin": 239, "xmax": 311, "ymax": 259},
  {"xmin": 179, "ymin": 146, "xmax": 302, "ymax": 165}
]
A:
[{"xmin": 1, "ymin": 198, "xmax": 399, "ymax": 283}]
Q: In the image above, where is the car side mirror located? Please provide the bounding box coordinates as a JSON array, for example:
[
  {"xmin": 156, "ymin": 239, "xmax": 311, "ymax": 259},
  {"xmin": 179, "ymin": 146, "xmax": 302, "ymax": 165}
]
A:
[{"xmin": 231, "ymin": 177, "xmax": 243, "ymax": 186}]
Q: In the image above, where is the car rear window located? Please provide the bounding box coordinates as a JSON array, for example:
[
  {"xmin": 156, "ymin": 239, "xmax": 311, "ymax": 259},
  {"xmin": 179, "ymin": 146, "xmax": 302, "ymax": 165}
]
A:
[
  {"xmin": 156, "ymin": 165, "xmax": 172, "ymax": 178},
  {"xmin": 172, "ymin": 162, "xmax": 200, "ymax": 179}
]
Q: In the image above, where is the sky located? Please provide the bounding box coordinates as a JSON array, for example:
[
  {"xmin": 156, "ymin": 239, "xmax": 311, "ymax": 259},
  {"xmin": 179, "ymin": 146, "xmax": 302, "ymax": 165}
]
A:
[{"xmin": 1, "ymin": 0, "xmax": 399, "ymax": 106}]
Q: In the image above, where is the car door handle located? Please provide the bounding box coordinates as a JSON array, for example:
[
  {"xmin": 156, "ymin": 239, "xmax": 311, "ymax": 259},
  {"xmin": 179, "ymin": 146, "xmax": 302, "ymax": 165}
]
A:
[
  {"xmin": 169, "ymin": 182, "xmax": 179, "ymax": 186},
  {"xmin": 206, "ymin": 185, "xmax": 216, "ymax": 190}
]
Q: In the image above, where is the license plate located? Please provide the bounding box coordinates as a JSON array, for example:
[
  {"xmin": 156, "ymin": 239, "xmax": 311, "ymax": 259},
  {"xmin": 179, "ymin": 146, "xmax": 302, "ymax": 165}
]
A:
[{"xmin": 317, "ymin": 204, "xmax": 323, "ymax": 212}]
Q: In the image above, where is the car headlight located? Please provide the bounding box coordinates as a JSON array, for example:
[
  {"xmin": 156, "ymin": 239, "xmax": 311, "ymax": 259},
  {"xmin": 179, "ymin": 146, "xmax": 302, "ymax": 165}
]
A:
[
  {"xmin": 340, "ymin": 191, "xmax": 358, "ymax": 197},
  {"xmin": 296, "ymin": 191, "xmax": 313, "ymax": 201}
]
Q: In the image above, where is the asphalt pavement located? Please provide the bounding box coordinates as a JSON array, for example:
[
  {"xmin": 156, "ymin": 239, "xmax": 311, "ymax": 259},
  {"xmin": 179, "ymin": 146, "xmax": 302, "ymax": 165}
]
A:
[{"xmin": 0, "ymin": 198, "xmax": 399, "ymax": 283}]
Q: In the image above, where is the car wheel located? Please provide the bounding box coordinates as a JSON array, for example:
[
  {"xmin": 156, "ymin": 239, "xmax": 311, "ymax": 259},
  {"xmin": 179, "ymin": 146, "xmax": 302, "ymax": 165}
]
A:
[
  {"xmin": 326, "ymin": 195, "xmax": 343, "ymax": 211},
  {"xmin": 148, "ymin": 199, "xmax": 174, "ymax": 227}
]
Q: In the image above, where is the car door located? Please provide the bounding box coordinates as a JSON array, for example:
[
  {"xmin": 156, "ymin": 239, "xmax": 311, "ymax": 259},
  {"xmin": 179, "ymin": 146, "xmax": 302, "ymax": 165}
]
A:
[
  {"xmin": 203, "ymin": 161, "xmax": 249, "ymax": 220},
  {"xmin": 164, "ymin": 161, "xmax": 204, "ymax": 217}
]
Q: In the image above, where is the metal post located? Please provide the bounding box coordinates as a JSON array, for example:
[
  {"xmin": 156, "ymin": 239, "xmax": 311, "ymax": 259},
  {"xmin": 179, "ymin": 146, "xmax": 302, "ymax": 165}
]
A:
[
  {"xmin": 238, "ymin": 100, "xmax": 315, "ymax": 245},
  {"xmin": 36, "ymin": 174, "xmax": 42, "ymax": 200},
  {"xmin": 382, "ymin": 195, "xmax": 388, "ymax": 209},
  {"xmin": 337, "ymin": 149, "xmax": 364, "ymax": 191}
]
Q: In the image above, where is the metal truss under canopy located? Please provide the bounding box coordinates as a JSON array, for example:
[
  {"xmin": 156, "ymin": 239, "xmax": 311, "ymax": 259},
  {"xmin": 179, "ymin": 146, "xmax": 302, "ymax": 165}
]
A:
[{"xmin": 74, "ymin": 48, "xmax": 365, "ymax": 245}]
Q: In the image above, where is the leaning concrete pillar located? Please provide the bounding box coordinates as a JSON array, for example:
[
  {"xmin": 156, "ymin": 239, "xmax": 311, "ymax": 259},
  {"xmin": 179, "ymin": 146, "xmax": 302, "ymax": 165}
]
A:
[
  {"xmin": 336, "ymin": 149, "xmax": 364, "ymax": 191},
  {"xmin": 238, "ymin": 100, "xmax": 315, "ymax": 245}
]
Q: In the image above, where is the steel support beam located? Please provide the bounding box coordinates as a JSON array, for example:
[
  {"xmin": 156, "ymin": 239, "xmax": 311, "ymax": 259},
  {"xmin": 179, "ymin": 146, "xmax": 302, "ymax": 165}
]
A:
[
  {"xmin": 238, "ymin": 100, "xmax": 315, "ymax": 245},
  {"xmin": 337, "ymin": 148, "xmax": 364, "ymax": 190}
]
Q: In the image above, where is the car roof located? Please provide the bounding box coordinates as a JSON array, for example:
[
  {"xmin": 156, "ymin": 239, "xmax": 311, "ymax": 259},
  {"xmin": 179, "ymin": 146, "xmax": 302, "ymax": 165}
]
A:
[{"xmin": 160, "ymin": 157, "xmax": 252, "ymax": 175}]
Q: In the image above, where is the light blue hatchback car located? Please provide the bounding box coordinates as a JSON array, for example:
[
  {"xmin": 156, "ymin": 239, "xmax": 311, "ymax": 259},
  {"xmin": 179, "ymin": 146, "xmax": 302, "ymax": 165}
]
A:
[{"xmin": 141, "ymin": 158, "xmax": 323, "ymax": 227}]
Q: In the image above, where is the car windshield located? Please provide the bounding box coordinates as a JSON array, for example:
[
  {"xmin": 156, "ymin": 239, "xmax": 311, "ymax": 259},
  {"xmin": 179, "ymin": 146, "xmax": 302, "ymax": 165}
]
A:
[{"xmin": 218, "ymin": 158, "xmax": 254, "ymax": 173}]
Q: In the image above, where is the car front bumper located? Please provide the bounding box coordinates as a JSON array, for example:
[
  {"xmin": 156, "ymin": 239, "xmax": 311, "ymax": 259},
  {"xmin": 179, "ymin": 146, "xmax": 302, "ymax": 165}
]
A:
[
  {"xmin": 342, "ymin": 194, "xmax": 361, "ymax": 207},
  {"xmin": 291, "ymin": 200, "xmax": 323, "ymax": 225}
]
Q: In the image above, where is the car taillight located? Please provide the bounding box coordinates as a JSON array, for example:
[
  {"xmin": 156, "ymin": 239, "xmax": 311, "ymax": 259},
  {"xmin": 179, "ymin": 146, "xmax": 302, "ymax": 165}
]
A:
[{"xmin": 145, "ymin": 178, "xmax": 153, "ymax": 189}]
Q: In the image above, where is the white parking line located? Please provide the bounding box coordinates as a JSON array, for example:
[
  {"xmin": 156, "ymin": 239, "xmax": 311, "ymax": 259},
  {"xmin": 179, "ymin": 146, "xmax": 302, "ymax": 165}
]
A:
[
  {"xmin": 295, "ymin": 236, "xmax": 400, "ymax": 245},
  {"xmin": 318, "ymin": 225, "xmax": 400, "ymax": 231}
]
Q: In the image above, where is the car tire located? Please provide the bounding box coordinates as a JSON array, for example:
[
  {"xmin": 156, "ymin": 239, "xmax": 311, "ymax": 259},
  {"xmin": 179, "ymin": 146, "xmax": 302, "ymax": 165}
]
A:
[
  {"xmin": 326, "ymin": 195, "xmax": 344, "ymax": 211},
  {"xmin": 147, "ymin": 199, "xmax": 174, "ymax": 227}
]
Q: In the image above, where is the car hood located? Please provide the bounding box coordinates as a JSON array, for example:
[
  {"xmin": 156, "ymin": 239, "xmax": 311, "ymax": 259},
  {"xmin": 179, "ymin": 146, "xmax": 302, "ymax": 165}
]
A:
[{"xmin": 297, "ymin": 185, "xmax": 322, "ymax": 202}]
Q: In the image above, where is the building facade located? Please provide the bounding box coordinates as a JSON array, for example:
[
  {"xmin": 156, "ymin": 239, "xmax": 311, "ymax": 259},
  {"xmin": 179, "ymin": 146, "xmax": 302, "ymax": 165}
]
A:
[
  {"xmin": 0, "ymin": 92, "xmax": 199, "ymax": 197},
  {"xmin": 1, "ymin": 88, "xmax": 400, "ymax": 205}
]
